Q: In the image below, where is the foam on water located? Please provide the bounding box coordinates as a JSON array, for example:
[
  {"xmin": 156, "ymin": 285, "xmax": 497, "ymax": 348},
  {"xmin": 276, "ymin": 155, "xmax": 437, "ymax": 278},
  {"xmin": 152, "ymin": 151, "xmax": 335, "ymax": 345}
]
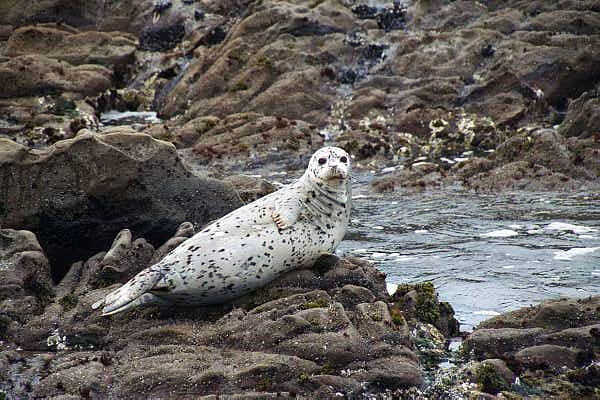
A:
[
  {"xmin": 473, "ymin": 310, "xmax": 501, "ymax": 316},
  {"xmin": 546, "ymin": 222, "xmax": 597, "ymax": 234},
  {"xmin": 480, "ymin": 229, "xmax": 519, "ymax": 238},
  {"xmin": 553, "ymin": 247, "xmax": 600, "ymax": 260}
]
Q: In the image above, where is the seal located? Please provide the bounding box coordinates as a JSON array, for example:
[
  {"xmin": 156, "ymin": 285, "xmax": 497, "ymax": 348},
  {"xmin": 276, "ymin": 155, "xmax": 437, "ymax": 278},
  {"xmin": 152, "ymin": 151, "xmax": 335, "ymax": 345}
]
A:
[{"xmin": 92, "ymin": 146, "xmax": 352, "ymax": 315}]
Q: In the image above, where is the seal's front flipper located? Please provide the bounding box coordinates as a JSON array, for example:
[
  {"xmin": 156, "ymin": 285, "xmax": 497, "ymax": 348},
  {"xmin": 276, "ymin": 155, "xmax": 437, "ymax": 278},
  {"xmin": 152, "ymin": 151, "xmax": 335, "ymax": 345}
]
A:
[{"xmin": 272, "ymin": 197, "xmax": 303, "ymax": 230}]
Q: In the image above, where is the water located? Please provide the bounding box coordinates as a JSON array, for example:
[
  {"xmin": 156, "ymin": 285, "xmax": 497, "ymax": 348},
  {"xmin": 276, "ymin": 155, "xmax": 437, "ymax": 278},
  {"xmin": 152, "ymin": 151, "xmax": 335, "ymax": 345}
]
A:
[
  {"xmin": 336, "ymin": 173, "xmax": 600, "ymax": 331},
  {"xmin": 99, "ymin": 110, "xmax": 161, "ymax": 126}
]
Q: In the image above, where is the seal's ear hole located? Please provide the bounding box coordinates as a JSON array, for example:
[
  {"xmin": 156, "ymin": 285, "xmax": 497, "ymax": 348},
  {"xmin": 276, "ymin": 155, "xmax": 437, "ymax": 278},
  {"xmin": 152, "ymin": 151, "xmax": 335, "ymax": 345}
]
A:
[
  {"xmin": 318, "ymin": 157, "xmax": 327, "ymax": 165},
  {"xmin": 340, "ymin": 156, "xmax": 348, "ymax": 163}
]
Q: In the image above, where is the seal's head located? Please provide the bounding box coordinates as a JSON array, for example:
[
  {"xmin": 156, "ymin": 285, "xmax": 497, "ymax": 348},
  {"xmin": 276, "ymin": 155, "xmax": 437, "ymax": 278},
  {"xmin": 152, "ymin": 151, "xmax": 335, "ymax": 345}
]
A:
[{"xmin": 306, "ymin": 146, "xmax": 351, "ymax": 185}]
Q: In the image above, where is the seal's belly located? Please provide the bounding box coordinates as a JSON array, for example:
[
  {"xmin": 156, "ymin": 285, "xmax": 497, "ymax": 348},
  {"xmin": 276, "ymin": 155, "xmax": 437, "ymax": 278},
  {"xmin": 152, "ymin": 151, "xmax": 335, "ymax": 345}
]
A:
[{"xmin": 156, "ymin": 220, "xmax": 341, "ymax": 305}]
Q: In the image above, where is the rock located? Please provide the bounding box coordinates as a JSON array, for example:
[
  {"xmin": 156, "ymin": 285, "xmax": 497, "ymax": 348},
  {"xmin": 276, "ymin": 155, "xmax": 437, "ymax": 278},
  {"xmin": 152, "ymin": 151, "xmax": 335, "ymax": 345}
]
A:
[
  {"xmin": 150, "ymin": 221, "xmax": 195, "ymax": 264},
  {"xmin": 372, "ymin": 162, "xmax": 445, "ymax": 193},
  {"xmin": 0, "ymin": 229, "xmax": 53, "ymax": 338},
  {"xmin": 0, "ymin": 55, "xmax": 113, "ymax": 99},
  {"xmin": 568, "ymin": 363, "xmax": 600, "ymax": 387},
  {"xmin": 514, "ymin": 344, "xmax": 590, "ymax": 371},
  {"xmin": 5, "ymin": 26, "xmax": 137, "ymax": 71},
  {"xmin": 470, "ymin": 359, "xmax": 514, "ymax": 394},
  {"xmin": 181, "ymin": 113, "xmax": 325, "ymax": 172},
  {"xmin": 461, "ymin": 296, "xmax": 600, "ymax": 398},
  {"xmin": 0, "ymin": 1, "xmax": 190, "ymax": 34},
  {"xmin": 457, "ymin": 127, "xmax": 600, "ymax": 191},
  {"xmin": 542, "ymin": 324, "xmax": 600, "ymax": 352},
  {"xmin": 480, "ymin": 359, "xmax": 515, "ymax": 389},
  {"xmin": 464, "ymin": 328, "xmax": 545, "ymax": 359},
  {"xmin": 139, "ymin": 23, "xmax": 185, "ymax": 51},
  {"xmin": 348, "ymin": 356, "xmax": 423, "ymax": 390},
  {"xmin": 333, "ymin": 284, "xmax": 376, "ymax": 309},
  {"xmin": 391, "ymin": 282, "xmax": 460, "ymax": 337},
  {"xmin": 559, "ymin": 91, "xmax": 600, "ymax": 138},
  {"xmin": 0, "ymin": 131, "xmax": 242, "ymax": 280},
  {"xmin": 0, "ymin": 227, "xmax": 431, "ymax": 398},
  {"xmin": 477, "ymin": 297, "xmax": 600, "ymax": 331},
  {"xmin": 221, "ymin": 174, "xmax": 278, "ymax": 204},
  {"xmin": 463, "ymin": 160, "xmax": 580, "ymax": 192}
]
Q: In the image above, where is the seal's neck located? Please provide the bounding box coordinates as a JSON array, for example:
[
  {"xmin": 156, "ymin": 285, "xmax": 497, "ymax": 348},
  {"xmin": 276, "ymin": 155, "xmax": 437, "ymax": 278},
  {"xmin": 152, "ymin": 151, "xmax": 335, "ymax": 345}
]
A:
[{"xmin": 298, "ymin": 173, "xmax": 351, "ymax": 221}]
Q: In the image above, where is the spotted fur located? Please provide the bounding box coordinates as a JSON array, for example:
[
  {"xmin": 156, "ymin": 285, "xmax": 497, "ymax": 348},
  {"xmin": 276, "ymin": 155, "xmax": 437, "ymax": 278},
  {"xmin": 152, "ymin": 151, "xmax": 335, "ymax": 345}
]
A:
[{"xmin": 92, "ymin": 147, "xmax": 352, "ymax": 315}]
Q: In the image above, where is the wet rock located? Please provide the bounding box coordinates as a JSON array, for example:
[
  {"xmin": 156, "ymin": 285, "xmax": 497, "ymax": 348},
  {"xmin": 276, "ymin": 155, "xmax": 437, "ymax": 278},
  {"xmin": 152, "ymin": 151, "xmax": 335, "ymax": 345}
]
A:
[
  {"xmin": 283, "ymin": 18, "xmax": 344, "ymax": 37},
  {"xmin": 376, "ymin": 2, "xmax": 406, "ymax": 32},
  {"xmin": 464, "ymin": 328, "xmax": 545, "ymax": 359},
  {"xmin": 461, "ymin": 296, "xmax": 600, "ymax": 398},
  {"xmin": 153, "ymin": 0, "xmax": 172, "ymax": 15},
  {"xmin": 0, "ymin": 131, "xmax": 242, "ymax": 281},
  {"xmin": 372, "ymin": 163, "xmax": 446, "ymax": 193},
  {"xmin": 352, "ymin": 5, "xmax": 378, "ymax": 20},
  {"xmin": 470, "ymin": 359, "xmax": 513, "ymax": 394},
  {"xmin": 514, "ymin": 344, "xmax": 590, "ymax": 371},
  {"xmin": 391, "ymin": 282, "xmax": 460, "ymax": 337},
  {"xmin": 477, "ymin": 297, "xmax": 600, "ymax": 331},
  {"xmin": 568, "ymin": 363, "xmax": 600, "ymax": 387},
  {"xmin": 350, "ymin": 2, "xmax": 406, "ymax": 32}
]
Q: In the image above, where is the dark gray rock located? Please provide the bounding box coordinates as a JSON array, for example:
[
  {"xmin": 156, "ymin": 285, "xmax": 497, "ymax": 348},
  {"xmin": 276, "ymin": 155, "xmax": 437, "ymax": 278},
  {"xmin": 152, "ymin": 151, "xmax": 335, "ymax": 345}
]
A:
[{"xmin": 0, "ymin": 131, "xmax": 242, "ymax": 280}]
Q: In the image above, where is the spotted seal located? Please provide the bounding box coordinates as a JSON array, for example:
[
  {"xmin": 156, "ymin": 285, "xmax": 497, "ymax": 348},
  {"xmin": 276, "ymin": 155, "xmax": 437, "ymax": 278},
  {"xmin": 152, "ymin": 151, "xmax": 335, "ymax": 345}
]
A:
[{"xmin": 92, "ymin": 146, "xmax": 352, "ymax": 315}]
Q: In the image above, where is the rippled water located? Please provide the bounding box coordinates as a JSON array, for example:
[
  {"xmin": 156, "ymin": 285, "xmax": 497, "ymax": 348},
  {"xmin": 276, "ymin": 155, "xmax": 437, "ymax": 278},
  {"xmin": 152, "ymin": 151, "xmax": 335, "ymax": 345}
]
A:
[{"xmin": 336, "ymin": 173, "xmax": 600, "ymax": 331}]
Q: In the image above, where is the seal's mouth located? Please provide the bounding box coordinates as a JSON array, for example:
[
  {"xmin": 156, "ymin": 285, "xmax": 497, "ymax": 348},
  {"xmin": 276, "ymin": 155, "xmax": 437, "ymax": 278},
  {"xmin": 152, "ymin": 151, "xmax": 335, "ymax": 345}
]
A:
[{"xmin": 325, "ymin": 173, "xmax": 346, "ymax": 181}]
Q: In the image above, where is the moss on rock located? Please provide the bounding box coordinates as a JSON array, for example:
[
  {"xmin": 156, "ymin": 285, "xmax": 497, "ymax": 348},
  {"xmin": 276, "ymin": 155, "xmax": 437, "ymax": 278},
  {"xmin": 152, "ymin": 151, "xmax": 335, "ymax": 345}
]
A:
[
  {"xmin": 475, "ymin": 363, "xmax": 509, "ymax": 394},
  {"xmin": 58, "ymin": 294, "xmax": 79, "ymax": 311},
  {"xmin": 301, "ymin": 298, "xmax": 330, "ymax": 309}
]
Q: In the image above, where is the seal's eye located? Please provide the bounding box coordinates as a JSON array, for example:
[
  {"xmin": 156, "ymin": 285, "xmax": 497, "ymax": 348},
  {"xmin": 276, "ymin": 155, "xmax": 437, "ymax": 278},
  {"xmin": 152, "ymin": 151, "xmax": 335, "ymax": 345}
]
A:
[
  {"xmin": 340, "ymin": 156, "xmax": 348, "ymax": 163},
  {"xmin": 318, "ymin": 157, "xmax": 327, "ymax": 165}
]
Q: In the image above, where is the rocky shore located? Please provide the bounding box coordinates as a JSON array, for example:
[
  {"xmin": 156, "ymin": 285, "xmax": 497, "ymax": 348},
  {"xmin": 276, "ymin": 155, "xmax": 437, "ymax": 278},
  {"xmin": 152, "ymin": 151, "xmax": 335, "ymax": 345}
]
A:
[
  {"xmin": 1, "ymin": 0, "xmax": 599, "ymax": 398},
  {"xmin": 0, "ymin": 0, "xmax": 598, "ymax": 187},
  {"xmin": 0, "ymin": 225, "xmax": 451, "ymax": 398},
  {"xmin": 1, "ymin": 221, "xmax": 599, "ymax": 399}
]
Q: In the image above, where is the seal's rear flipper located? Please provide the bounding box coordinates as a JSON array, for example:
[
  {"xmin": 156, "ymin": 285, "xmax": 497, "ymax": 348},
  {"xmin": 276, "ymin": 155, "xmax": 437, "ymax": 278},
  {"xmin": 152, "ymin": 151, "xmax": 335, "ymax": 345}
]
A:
[
  {"xmin": 101, "ymin": 293, "xmax": 165, "ymax": 316},
  {"xmin": 93, "ymin": 268, "xmax": 163, "ymax": 316}
]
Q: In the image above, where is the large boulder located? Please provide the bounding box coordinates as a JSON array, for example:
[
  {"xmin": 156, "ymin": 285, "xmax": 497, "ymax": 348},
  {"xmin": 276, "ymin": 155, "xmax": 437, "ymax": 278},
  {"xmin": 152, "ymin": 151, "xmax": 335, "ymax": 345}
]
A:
[
  {"xmin": 0, "ymin": 131, "xmax": 242, "ymax": 280},
  {"xmin": 5, "ymin": 25, "xmax": 138, "ymax": 72},
  {"xmin": 0, "ymin": 54, "xmax": 113, "ymax": 99}
]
